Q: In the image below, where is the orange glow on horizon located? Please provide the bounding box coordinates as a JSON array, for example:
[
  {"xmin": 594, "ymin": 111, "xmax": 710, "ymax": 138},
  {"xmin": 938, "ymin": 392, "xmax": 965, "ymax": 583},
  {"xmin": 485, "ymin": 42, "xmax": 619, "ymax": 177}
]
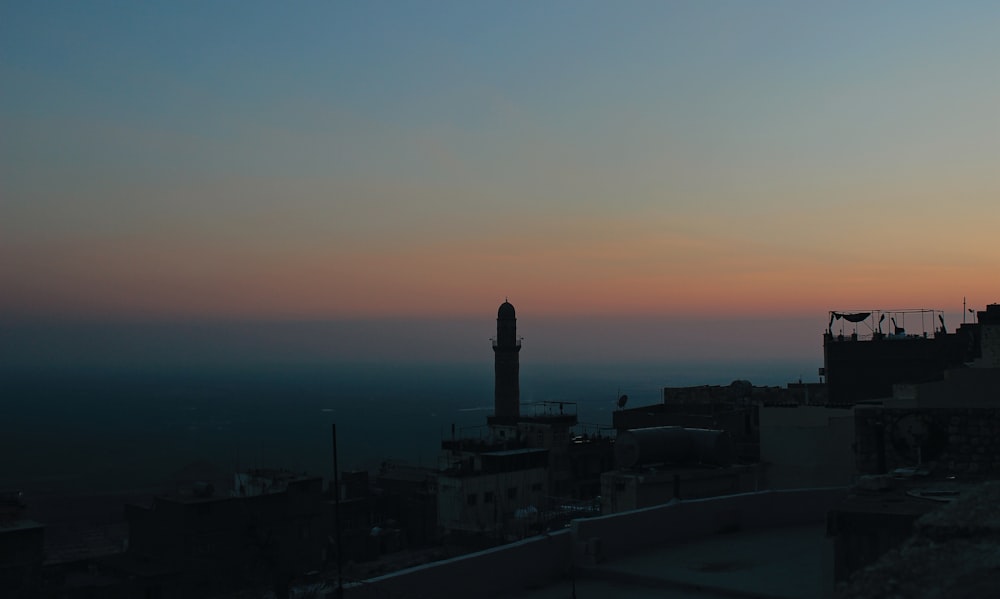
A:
[{"xmin": 2, "ymin": 223, "xmax": 996, "ymax": 322}]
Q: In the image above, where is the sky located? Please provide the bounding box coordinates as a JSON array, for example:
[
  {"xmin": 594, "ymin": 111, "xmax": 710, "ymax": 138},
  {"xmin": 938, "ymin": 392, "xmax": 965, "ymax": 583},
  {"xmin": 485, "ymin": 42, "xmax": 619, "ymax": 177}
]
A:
[{"xmin": 3, "ymin": 2, "xmax": 1000, "ymax": 364}]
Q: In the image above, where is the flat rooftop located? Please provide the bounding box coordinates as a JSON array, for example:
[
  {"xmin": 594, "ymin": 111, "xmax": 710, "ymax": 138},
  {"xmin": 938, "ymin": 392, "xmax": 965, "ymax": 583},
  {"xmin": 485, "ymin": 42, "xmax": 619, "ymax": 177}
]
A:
[{"xmin": 508, "ymin": 523, "xmax": 829, "ymax": 599}]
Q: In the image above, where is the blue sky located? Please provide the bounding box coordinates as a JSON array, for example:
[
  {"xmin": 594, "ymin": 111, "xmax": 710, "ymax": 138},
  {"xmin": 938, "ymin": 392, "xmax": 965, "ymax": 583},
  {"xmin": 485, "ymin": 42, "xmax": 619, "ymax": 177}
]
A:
[{"xmin": 3, "ymin": 2, "xmax": 999, "ymax": 366}]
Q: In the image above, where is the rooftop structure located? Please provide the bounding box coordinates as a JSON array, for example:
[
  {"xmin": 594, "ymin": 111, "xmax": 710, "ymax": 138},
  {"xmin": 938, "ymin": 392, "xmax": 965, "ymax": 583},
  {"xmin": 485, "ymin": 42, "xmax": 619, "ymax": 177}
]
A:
[
  {"xmin": 233, "ymin": 467, "xmax": 304, "ymax": 497},
  {"xmin": 614, "ymin": 382, "xmax": 770, "ymax": 463},
  {"xmin": 823, "ymin": 308, "xmax": 980, "ymax": 404}
]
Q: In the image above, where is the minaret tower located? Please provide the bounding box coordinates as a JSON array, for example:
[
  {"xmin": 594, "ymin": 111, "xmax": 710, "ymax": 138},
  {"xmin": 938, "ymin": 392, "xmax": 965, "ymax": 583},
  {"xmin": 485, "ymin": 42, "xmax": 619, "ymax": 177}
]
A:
[{"xmin": 493, "ymin": 300, "xmax": 521, "ymax": 423}]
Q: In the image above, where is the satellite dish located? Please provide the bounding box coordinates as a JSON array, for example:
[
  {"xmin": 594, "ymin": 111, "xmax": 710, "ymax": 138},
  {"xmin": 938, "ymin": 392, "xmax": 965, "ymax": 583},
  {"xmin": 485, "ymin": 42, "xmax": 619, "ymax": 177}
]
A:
[{"xmin": 617, "ymin": 394, "xmax": 628, "ymax": 409}]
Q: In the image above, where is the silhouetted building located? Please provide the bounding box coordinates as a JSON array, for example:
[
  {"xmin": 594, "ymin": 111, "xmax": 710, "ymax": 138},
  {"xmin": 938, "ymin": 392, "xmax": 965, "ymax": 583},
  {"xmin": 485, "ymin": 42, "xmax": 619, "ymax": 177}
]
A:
[
  {"xmin": 438, "ymin": 448, "xmax": 549, "ymax": 538},
  {"xmin": 562, "ymin": 428, "xmax": 615, "ymax": 500},
  {"xmin": 826, "ymin": 305, "xmax": 1000, "ymax": 582},
  {"xmin": 600, "ymin": 426, "xmax": 760, "ymax": 513},
  {"xmin": 123, "ymin": 471, "xmax": 326, "ymax": 597},
  {"xmin": 823, "ymin": 309, "xmax": 980, "ymax": 404},
  {"xmin": 375, "ymin": 463, "xmax": 437, "ymax": 548},
  {"xmin": 613, "ymin": 381, "xmax": 767, "ymax": 462}
]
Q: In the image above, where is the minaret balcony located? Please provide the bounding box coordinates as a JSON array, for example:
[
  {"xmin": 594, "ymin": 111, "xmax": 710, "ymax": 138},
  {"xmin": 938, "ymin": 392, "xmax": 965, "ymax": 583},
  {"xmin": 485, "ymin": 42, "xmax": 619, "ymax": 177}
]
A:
[{"xmin": 491, "ymin": 337, "xmax": 522, "ymax": 349}]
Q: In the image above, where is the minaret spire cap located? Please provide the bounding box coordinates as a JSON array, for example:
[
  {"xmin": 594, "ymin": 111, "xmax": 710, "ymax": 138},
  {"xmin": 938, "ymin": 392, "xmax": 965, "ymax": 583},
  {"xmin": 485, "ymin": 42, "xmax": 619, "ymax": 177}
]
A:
[{"xmin": 498, "ymin": 299, "xmax": 516, "ymax": 319}]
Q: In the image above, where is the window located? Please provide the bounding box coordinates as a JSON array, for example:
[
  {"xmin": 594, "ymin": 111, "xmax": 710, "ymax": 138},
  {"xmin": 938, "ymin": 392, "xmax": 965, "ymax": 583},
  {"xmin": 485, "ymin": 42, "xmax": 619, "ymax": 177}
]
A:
[
  {"xmin": 483, "ymin": 491, "xmax": 494, "ymax": 504},
  {"xmin": 507, "ymin": 487, "xmax": 517, "ymax": 500},
  {"xmin": 531, "ymin": 483, "xmax": 542, "ymax": 492},
  {"xmin": 467, "ymin": 493, "xmax": 477, "ymax": 506}
]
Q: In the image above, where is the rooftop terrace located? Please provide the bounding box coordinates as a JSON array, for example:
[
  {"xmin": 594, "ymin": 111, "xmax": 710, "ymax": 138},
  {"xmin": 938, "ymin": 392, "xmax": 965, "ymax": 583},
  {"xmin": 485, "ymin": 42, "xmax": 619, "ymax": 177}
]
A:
[{"xmin": 344, "ymin": 487, "xmax": 846, "ymax": 598}]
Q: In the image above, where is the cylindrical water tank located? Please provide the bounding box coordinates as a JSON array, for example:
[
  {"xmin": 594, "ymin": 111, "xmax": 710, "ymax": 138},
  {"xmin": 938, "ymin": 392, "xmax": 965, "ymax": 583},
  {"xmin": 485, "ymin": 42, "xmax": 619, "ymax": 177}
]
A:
[{"xmin": 614, "ymin": 426, "xmax": 735, "ymax": 468}]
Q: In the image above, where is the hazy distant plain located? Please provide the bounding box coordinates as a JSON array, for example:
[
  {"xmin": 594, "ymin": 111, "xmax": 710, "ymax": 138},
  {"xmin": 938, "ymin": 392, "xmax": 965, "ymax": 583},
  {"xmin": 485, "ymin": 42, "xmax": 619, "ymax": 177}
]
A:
[{"xmin": 2, "ymin": 319, "xmax": 817, "ymax": 495}]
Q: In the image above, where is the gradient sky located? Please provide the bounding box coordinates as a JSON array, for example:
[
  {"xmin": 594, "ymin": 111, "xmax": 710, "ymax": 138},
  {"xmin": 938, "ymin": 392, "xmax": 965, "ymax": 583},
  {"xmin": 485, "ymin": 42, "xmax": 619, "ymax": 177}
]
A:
[{"xmin": 3, "ymin": 2, "xmax": 1000, "ymax": 336}]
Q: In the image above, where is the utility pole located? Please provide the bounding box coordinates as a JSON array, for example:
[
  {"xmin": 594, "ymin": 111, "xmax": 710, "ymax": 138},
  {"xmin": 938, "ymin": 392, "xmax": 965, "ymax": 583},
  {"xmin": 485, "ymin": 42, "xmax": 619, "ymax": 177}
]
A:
[{"xmin": 332, "ymin": 424, "xmax": 343, "ymax": 598}]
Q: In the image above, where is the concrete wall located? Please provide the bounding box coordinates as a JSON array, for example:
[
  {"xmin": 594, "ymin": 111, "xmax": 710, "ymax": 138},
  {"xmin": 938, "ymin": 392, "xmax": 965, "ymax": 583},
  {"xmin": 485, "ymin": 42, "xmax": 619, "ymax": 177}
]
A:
[
  {"xmin": 350, "ymin": 487, "xmax": 847, "ymax": 598},
  {"xmin": 573, "ymin": 487, "xmax": 847, "ymax": 562},
  {"xmin": 346, "ymin": 530, "xmax": 572, "ymax": 599},
  {"xmin": 760, "ymin": 405, "xmax": 856, "ymax": 488}
]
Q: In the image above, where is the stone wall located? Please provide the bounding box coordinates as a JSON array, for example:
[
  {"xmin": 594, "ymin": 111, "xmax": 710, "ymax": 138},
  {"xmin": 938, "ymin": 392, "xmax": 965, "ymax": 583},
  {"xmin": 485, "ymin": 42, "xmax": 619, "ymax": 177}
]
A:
[{"xmin": 855, "ymin": 406, "xmax": 1000, "ymax": 476}]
